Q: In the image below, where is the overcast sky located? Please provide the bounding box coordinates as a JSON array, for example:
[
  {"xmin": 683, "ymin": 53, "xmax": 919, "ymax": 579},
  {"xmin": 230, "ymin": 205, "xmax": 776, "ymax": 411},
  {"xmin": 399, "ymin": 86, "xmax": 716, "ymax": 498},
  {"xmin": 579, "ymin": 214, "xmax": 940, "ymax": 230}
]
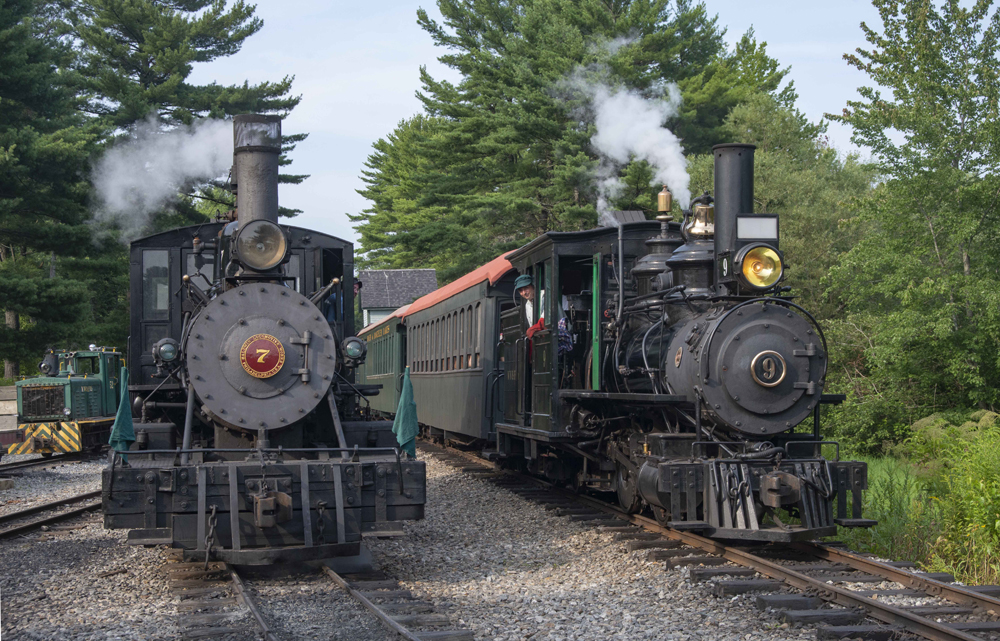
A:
[{"xmin": 188, "ymin": 0, "xmax": 883, "ymax": 245}]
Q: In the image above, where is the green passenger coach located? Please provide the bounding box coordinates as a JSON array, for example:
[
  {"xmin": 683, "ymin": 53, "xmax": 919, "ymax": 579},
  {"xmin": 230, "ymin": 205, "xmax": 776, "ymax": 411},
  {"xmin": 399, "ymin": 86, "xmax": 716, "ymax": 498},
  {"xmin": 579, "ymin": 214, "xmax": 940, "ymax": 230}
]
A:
[{"xmin": 358, "ymin": 312, "xmax": 408, "ymax": 416}]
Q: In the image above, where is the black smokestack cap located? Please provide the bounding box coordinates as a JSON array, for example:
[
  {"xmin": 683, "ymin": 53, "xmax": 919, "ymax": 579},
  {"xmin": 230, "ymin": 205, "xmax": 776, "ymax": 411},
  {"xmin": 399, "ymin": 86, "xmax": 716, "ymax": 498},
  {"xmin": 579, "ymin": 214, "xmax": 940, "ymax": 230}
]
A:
[{"xmin": 713, "ymin": 143, "xmax": 755, "ymax": 288}]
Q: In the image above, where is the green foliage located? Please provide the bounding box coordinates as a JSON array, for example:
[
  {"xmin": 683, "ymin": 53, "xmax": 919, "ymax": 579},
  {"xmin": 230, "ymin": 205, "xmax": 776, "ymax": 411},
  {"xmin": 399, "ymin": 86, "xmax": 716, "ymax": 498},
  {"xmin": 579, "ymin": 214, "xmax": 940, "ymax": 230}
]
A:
[
  {"xmin": 354, "ymin": 0, "xmax": 793, "ymax": 279},
  {"xmin": 1, "ymin": 0, "xmax": 300, "ymax": 373},
  {"xmin": 924, "ymin": 425, "xmax": 1000, "ymax": 584},
  {"xmin": 69, "ymin": 0, "xmax": 308, "ymax": 215},
  {"xmin": 825, "ymin": 0, "xmax": 1000, "ymax": 450},
  {"xmin": 687, "ymin": 93, "xmax": 875, "ymax": 316},
  {"xmin": 69, "ymin": 0, "xmax": 296, "ymax": 128},
  {"xmin": 0, "ymin": 0, "xmax": 98, "ymax": 373},
  {"xmin": 837, "ymin": 457, "xmax": 943, "ymax": 566},
  {"xmin": 845, "ymin": 414, "xmax": 1000, "ymax": 585}
]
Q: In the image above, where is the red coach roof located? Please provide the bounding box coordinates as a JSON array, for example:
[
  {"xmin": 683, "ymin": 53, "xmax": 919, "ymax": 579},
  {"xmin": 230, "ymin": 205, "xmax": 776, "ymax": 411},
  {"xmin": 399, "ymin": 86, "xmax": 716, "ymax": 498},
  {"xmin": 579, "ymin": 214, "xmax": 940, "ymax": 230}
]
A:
[
  {"xmin": 357, "ymin": 252, "xmax": 515, "ymax": 335},
  {"xmin": 400, "ymin": 252, "xmax": 514, "ymax": 319}
]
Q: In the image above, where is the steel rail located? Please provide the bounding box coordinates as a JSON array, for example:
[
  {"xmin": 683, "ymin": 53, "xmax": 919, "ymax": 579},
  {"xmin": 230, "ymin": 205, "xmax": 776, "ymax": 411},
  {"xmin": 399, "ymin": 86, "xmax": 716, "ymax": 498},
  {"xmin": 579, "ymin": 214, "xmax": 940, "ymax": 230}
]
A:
[
  {"xmin": 0, "ymin": 491, "xmax": 102, "ymax": 539},
  {"xmin": 0, "ymin": 490, "xmax": 101, "ymax": 528},
  {"xmin": 322, "ymin": 566, "xmax": 423, "ymax": 641},
  {"xmin": 228, "ymin": 565, "xmax": 279, "ymax": 641},
  {"xmin": 418, "ymin": 441, "xmax": 988, "ymax": 641},
  {"xmin": 797, "ymin": 542, "xmax": 1000, "ymax": 614},
  {"xmin": 0, "ymin": 453, "xmax": 79, "ymax": 474},
  {"xmin": 566, "ymin": 489, "xmax": 983, "ymax": 641}
]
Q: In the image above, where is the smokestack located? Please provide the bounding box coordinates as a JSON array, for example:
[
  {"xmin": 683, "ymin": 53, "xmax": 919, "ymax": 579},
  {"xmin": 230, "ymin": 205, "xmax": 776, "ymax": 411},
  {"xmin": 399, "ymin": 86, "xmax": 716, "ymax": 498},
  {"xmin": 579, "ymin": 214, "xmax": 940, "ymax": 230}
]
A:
[
  {"xmin": 713, "ymin": 143, "xmax": 755, "ymax": 269},
  {"xmin": 233, "ymin": 115, "xmax": 281, "ymax": 226}
]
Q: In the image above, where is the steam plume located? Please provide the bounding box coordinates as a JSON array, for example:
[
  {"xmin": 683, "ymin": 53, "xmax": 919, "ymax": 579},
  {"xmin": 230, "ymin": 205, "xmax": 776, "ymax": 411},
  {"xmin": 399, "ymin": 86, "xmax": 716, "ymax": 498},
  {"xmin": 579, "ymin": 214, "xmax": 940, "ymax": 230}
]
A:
[
  {"xmin": 558, "ymin": 54, "xmax": 691, "ymax": 225},
  {"xmin": 590, "ymin": 83, "xmax": 690, "ymax": 219},
  {"xmin": 93, "ymin": 117, "xmax": 233, "ymax": 240}
]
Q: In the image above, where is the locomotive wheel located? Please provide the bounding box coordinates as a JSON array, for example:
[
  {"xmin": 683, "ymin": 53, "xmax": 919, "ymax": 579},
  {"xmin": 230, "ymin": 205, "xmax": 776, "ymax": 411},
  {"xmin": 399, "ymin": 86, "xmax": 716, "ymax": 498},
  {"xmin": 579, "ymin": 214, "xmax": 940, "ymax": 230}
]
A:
[
  {"xmin": 652, "ymin": 506, "xmax": 671, "ymax": 527},
  {"xmin": 614, "ymin": 463, "xmax": 642, "ymax": 514}
]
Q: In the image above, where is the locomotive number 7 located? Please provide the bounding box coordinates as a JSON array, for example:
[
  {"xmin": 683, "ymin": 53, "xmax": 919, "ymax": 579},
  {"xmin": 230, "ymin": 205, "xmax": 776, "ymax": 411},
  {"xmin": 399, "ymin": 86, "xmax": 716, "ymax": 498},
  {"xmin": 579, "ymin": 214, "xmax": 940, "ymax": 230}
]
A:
[{"xmin": 256, "ymin": 348, "xmax": 270, "ymax": 363}]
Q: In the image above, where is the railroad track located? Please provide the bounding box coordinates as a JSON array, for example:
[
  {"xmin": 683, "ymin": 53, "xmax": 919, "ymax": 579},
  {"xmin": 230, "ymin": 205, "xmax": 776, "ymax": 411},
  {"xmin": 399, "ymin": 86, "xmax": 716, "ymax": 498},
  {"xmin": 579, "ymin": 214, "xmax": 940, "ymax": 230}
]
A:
[
  {"xmin": 0, "ymin": 490, "xmax": 102, "ymax": 539},
  {"xmin": 163, "ymin": 555, "xmax": 278, "ymax": 640},
  {"xmin": 0, "ymin": 452, "xmax": 82, "ymax": 474},
  {"xmin": 164, "ymin": 553, "xmax": 474, "ymax": 640},
  {"xmin": 420, "ymin": 439, "xmax": 1000, "ymax": 641}
]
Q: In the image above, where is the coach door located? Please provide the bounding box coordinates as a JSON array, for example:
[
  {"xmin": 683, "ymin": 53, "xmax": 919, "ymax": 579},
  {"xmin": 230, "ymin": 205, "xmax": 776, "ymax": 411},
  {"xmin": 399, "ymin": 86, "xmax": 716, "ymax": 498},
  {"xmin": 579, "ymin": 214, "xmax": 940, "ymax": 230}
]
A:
[
  {"xmin": 530, "ymin": 259, "xmax": 553, "ymax": 431},
  {"xmin": 500, "ymin": 306, "xmax": 522, "ymax": 424}
]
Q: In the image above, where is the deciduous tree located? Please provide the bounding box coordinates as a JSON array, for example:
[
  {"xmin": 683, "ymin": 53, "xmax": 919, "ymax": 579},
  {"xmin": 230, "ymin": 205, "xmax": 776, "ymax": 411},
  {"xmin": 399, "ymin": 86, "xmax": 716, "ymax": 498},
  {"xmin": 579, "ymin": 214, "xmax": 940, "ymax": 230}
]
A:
[{"xmin": 826, "ymin": 0, "xmax": 1000, "ymax": 450}]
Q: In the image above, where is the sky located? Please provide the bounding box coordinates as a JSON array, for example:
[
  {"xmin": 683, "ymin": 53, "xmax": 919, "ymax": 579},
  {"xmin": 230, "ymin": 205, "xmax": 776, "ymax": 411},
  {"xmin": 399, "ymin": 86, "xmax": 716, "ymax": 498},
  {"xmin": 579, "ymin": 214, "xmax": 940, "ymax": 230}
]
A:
[{"xmin": 187, "ymin": 0, "xmax": 884, "ymax": 245}]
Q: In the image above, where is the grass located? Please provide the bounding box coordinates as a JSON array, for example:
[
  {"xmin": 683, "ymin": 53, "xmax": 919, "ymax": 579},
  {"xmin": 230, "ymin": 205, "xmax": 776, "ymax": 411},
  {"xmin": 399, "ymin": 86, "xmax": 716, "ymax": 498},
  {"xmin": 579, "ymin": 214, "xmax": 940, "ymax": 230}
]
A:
[
  {"xmin": 837, "ymin": 451, "xmax": 1000, "ymax": 586},
  {"xmin": 837, "ymin": 457, "xmax": 943, "ymax": 566}
]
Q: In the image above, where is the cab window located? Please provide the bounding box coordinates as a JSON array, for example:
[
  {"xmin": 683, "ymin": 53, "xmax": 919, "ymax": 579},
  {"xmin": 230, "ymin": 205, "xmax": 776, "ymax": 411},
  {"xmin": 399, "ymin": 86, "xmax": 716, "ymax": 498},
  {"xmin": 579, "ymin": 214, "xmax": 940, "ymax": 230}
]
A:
[{"xmin": 75, "ymin": 357, "xmax": 99, "ymax": 375}]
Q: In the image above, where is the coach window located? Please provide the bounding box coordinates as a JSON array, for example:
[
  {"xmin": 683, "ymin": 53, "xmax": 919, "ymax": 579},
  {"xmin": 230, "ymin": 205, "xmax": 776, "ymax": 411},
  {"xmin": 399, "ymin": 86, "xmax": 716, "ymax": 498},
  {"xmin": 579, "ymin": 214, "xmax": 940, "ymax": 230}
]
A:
[
  {"xmin": 185, "ymin": 253, "xmax": 214, "ymax": 286},
  {"xmin": 542, "ymin": 259, "xmax": 552, "ymax": 323},
  {"xmin": 474, "ymin": 303, "xmax": 482, "ymax": 368},
  {"xmin": 458, "ymin": 309, "xmax": 465, "ymax": 369},
  {"xmin": 453, "ymin": 312, "xmax": 458, "ymax": 370}
]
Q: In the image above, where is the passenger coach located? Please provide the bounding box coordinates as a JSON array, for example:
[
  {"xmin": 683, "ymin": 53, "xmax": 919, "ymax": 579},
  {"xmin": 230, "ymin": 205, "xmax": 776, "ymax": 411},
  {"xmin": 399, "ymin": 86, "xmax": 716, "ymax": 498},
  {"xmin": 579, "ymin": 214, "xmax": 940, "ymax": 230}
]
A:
[{"xmin": 359, "ymin": 256, "xmax": 517, "ymax": 444}]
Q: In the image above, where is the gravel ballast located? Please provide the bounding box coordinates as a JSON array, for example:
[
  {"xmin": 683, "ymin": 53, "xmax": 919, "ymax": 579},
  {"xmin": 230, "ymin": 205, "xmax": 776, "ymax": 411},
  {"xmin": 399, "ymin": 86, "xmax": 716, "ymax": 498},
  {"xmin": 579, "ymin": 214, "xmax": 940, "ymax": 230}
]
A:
[
  {"xmin": 369, "ymin": 452, "xmax": 817, "ymax": 641},
  {"xmin": 0, "ymin": 516, "xmax": 178, "ymax": 640},
  {"xmin": 0, "ymin": 457, "xmax": 103, "ymax": 517}
]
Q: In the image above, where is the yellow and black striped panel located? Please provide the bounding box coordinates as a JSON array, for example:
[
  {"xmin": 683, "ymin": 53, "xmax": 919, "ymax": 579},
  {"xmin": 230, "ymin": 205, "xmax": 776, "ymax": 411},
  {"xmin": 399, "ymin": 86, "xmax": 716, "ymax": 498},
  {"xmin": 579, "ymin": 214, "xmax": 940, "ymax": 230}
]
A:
[{"xmin": 7, "ymin": 422, "xmax": 82, "ymax": 454}]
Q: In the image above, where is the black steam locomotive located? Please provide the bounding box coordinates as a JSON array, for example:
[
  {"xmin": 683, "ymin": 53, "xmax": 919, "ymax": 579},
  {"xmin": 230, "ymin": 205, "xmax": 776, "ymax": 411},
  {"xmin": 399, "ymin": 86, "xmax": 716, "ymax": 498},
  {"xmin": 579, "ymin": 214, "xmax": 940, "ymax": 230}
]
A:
[
  {"xmin": 103, "ymin": 115, "xmax": 425, "ymax": 565},
  {"xmin": 361, "ymin": 144, "xmax": 872, "ymax": 542}
]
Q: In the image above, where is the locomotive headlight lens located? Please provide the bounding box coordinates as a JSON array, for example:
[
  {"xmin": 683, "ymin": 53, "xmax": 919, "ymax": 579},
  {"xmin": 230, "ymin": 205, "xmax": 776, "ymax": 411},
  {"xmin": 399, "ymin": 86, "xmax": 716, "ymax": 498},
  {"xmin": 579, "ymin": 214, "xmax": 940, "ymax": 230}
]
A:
[
  {"xmin": 343, "ymin": 337, "xmax": 366, "ymax": 360},
  {"xmin": 740, "ymin": 245, "xmax": 782, "ymax": 289},
  {"xmin": 152, "ymin": 337, "xmax": 179, "ymax": 363},
  {"xmin": 158, "ymin": 342, "xmax": 178, "ymax": 362},
  {"xmin": 236, "ymin": 220, "xmax": 287, "ymax": 271}
]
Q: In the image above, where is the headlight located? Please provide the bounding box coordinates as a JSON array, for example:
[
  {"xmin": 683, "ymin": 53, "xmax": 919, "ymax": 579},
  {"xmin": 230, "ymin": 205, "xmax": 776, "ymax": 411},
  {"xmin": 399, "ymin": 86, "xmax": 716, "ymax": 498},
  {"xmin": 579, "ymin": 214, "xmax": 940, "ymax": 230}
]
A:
[
  {"xmin": 342, "ymin": 336, "xmax": 366, "ymax": 361},
  {"xmin": 63, "ymin": 407, "xmax": 71, "ymax": 416},
  {"xmin": 152, "ymin": 338, "xmax": 179, "ymax": 363},
  {"xmin": 738, "ymin": 245, "xmax": 782, "ymax": 289},
  {"xmin": 235, "ymin": 220, "xmax": 287, "ymax": 271}
]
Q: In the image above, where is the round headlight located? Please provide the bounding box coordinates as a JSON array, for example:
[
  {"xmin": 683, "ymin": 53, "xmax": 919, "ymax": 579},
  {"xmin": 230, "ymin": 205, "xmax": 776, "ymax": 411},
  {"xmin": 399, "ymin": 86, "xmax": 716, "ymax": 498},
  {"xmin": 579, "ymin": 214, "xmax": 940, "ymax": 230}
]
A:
[
  {"xmin": 153, "ymin": 338, "xmax": 179, "ymax": 363},
  {"xmin": 236, "ymin": 220, "xmax": 287, "ymax": 271},
  {"xmin": 159, "ymin": 342, "xmax": 178, "ymax": 362},
  {"xmin": 739, "ymin": 245, "xmax": 782, "ymax": 289},
  {"xmin": 343, "ymin": 337, "xmax": 366, "ymax": 360},
  {"xmin": 63, "ymin": 407, "xmax": 71, "ymax": 416}
]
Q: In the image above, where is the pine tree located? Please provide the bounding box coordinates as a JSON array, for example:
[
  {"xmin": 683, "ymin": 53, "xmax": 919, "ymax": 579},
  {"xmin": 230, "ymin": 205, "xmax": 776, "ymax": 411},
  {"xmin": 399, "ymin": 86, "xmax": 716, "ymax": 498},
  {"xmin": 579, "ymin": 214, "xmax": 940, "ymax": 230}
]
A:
[
  {"xmin": 69, "ymin": 0, "xmax": 308, "ymax": 220},
  {"xmin": 0, "ymin": 0, "xmax": 95, "ymax": 377},
  {"xmin": 353, "ymin": 0, "xmax": 794, "ymax": 280}
]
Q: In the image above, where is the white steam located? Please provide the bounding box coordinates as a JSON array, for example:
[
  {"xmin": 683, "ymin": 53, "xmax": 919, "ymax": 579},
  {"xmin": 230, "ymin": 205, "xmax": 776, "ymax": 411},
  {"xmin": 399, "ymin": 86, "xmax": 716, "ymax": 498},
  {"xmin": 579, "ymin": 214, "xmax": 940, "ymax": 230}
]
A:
[
  {"xmin": 590, "ymin": 82, "xmax": 691, "ymax": 221},
  {"xmin": 93, "ymin": 117, "xmax": 233, "ymax": 240},
  {"xmin": 559, "ymin": 53, "xmax": 691, "ymax": 225}
]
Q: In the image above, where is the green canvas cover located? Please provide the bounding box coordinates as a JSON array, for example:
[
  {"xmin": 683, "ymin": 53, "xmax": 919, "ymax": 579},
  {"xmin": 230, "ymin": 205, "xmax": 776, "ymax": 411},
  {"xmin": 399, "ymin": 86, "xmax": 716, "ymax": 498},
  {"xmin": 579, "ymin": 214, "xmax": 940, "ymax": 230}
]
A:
[
  {"xmin": 108, "ymin": 366, "xmax": 134, "ymax": 460},
  {"xmin": 392, "ymin": 366, "xmax": 418, "ymax": 457}
]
